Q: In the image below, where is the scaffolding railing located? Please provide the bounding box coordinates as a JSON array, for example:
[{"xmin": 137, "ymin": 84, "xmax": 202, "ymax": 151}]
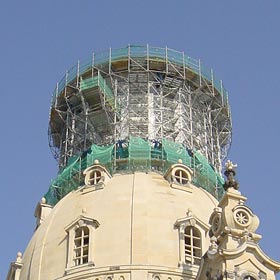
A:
[{"xmin": 51, "ymin": 45, "xmax": 229, "ymax": 106}]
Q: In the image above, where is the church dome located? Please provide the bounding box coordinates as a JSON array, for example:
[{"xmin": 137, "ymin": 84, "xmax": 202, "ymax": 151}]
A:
[
  {"xmin": 10, "ymin": 46, "xmax": 230, "ymax": 280},
  {"xmin": 20, "ymin": 170, "xmax": 217, "ymax": 280}
]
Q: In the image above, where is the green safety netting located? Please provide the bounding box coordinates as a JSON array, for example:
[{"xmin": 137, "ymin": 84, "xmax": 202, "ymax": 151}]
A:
[
  {"xmin": 45, "ymin": 156, "xmax": 83, "ymax": 205},
  {"xmin": 80, "ymin": 73, "xmax": 119, "ymax": 117},
  {"xmin": 52, "ymin": 46, "xmax": 229, "ymax": 107},
  {"xmin": 87, "ymin": 144, "xmax": 114, "ymax": 172},
  {"xmin": 81, "ymin": 73, "xmax": 113, "ymax": 100},
  {"xmin": 45, "ymin": 137, "xmax": 224, "ymax": 205},
  {"xmin": 162, "ymin": 139, "xmax": 192, "ymax": 167},
  {"xmin": 45, "ymin": 143, "xmax": 114, "ymax": 205},
  {"xmin": 192, "ymin": 150, "xmax": 224, "ymax": 196},
  {"xmin": 80, "ymin": 76, "xmax": 99, "ymax": 91},
  {"xmin": 129, "ymin": 136, "xmax": 151, "ymax": 170}
]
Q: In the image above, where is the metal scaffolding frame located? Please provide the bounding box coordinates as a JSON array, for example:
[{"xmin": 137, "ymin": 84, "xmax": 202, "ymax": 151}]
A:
[{"xmin": 49, "ymin": 45, "xmax": 232, "ymax": 173}]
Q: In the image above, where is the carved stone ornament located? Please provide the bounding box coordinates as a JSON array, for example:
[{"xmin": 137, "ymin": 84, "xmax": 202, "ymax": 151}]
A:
[
  {"xmin": 208, "ymin": 236, "xmax": 218, "ymax": 254},
  {"xmin": 234, "ymin": 209, "xmax": 251, "ymax": 227},
  {"xmin": 209, "ymin": 207, "xmax": 223, "ymax": 237},
  {"xmin": 206, "ymin": 269, "xmax": 223, "ymax": 280},
  {"xmin": 225, "ymin": 160, "xmax": 237, "ymax": 171},
  {"xmin": 226, "ymin": 271, "xmax": 235, "ymax": 279},
  {"xmin": 223, "ymin": 160, "xmax": 239, "ymax": 191},
  {"xmin": 77, "ymin": 219, "xmax": 85, "ymax": 227},
  {"xmin": 211, "ymin": 214, "xmax": 221, "ymax": 235}
]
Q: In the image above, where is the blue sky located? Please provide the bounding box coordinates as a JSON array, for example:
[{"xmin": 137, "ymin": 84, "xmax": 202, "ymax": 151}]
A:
[{"xmin": 1, "ymin": 1, "xmax": 280, "ymax": 279}]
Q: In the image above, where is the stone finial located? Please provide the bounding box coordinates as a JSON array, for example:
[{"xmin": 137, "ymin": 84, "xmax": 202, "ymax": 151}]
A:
[
  {"xmin": 186, "ymin": 208, "xmax": 192, "ymax": 216},
  {"xmin": 225, "ymin": 160, "xmax": 237, "ymax": 173},
  {"xmin": 178, "ymin": 159, "xmax": 183, "ymax": 164},
  {"xmin": 94, "ymin": 159, "xmax": 100, "ymax": 165},
  {"xmin": 16, "ymin": 252, "xmax": 22, "ymax": 263},
  {"xmin": 223, "ymin": 160, "xmax": 239, "ymax": 191},
  {"xmin": 41, "ymin": 197, "xmax": 46, "ymax": 204}
]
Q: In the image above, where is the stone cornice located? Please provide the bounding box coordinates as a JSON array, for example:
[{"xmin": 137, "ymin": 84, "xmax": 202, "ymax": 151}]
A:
[
  {"xmin": 219, "ymin": 241, "xmax": 280, "ymax": 272},
  {"xmin": 56, "ymin": 264, "xmax": 200, "ymax": 280}
]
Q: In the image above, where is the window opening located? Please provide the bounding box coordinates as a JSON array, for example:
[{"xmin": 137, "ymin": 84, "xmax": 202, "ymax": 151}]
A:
[
  {"xmin": 73, "ymin": 226, "xmax": 89, "ymax": 266},
  {"xmin": 184, "ymin": 226, "xmax": 201, "ymax": 265},
  {"xmin": 89, "ymin": 170, "xmax": 102, "ymax": 185},
  {"xmin": 174, "ymin": 169, "xmax": 188, "ymax": 185},
  {"xmin": 243, "ymin": 276, "xmax": 257, "ymax": 280}
]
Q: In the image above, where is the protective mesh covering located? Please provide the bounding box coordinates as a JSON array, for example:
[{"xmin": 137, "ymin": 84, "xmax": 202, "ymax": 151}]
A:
[
  {"xmin": 49, "ymin": 45, "xmax": 232, "ymax": 173},
  {"xmin": 81, "ymin": 74, "xmax": 115, "ymax": 107},
  {"xmin": 87, "ymin": 144, "xmax": 114, "ymax": 172},
  {"xmin": 162, "ymin": 139, "xmax": 192, "ymax": 167},
  {"xmin": 192, "ymin": 151, "xmax": 223, "ymax": 197},
  {"xmin": 80, "ymin": 76, "xmax": 98, "ymax": 91},
  {"xmin": 45, "ymin": 137, "xmax": 224, "ymax": 205},
  {"xmin": 45, "ymin": 157, "xmax": 83, "ymax": 205},
  {"xmin": 45, "ymin": 143, "xmax": 114, "ymax": 205},
  {"xmin": 129, "ymin": 136, "xmax": 151, "ymax": 170},
  {"xmin": 48, "ymin": 46, "xmax": 231, "ymax": 205}
]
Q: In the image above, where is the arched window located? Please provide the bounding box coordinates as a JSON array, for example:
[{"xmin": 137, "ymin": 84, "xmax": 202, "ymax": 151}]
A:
[
  {"xmin": 175, "ymin": 213, "xmax": 208, "ymax": 268},
  {"xmin": 88, "ymin": 170, "xmax": 102, "ymax": 185},
  {"xmin": 73, "ymin": 226, "xmax": 89, "ymax": 266},
  {"xmin": 243, "ymin": 276, "xmax": 257, "ymax": 280},
  {"xmin": 184, "ymin": 226, "xmax": 202, "ymax": 265},
  {"xmin": 174, "ymin": 169, "xmax": 189, "ymax": 185},
  {"xmin": 65, "ymin": 216, "xmax": 99, "ymax": 272}
]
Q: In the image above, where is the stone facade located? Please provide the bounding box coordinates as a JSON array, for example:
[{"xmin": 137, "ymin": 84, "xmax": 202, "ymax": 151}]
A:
[{"xmin": 7, "ymin": 162, "xmax": 279, "ymax": 280}]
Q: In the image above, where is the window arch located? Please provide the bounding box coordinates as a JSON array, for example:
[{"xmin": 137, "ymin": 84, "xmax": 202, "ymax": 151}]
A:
[
  {"xmin": 174, "ymin": 169, "xmax": 189, "ymax": 185},
  {"xmin": 73, "ymin": 226, "xmax": 90, "ymax": 266},
  {"xmin": 184, "ymin": 226, "xmax": 202, "ymax": 265},
  {"xmin": 88, "ymin": 170, "xmax": 102, "ymax": 185},
  {"xmin": 83, "ymin": 163, "xmax": 111, "ymax": 188},
  {"xmin": 65, "ymin": 216, "xmax": 99, "ymax": 272},
  {"xmin": 164, "ymin": 164, "xmax": 193, "ymax": 192},
  {"xmin": 175, "ymin": 213, "xmax": 209, "ymax": 268}
]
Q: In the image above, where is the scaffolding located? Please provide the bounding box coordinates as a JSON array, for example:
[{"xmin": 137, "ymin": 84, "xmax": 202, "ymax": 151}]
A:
[
  {"xmin": 47, "ymin": 45, "xmax": 232, "ymax": 204},
  {"xmin": 45, "ymin": 138, "xmax": 225, "ymax": 205}
]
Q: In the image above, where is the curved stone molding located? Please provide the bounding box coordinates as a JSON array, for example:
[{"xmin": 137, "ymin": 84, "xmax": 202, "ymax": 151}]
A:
[
  {"xmin": 83, "ymin": 161, "xmax": 111, "ymax": 189},
  {"xmin": 164, "ymin": 162, "xmax": 193, "ymax": 192}
]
